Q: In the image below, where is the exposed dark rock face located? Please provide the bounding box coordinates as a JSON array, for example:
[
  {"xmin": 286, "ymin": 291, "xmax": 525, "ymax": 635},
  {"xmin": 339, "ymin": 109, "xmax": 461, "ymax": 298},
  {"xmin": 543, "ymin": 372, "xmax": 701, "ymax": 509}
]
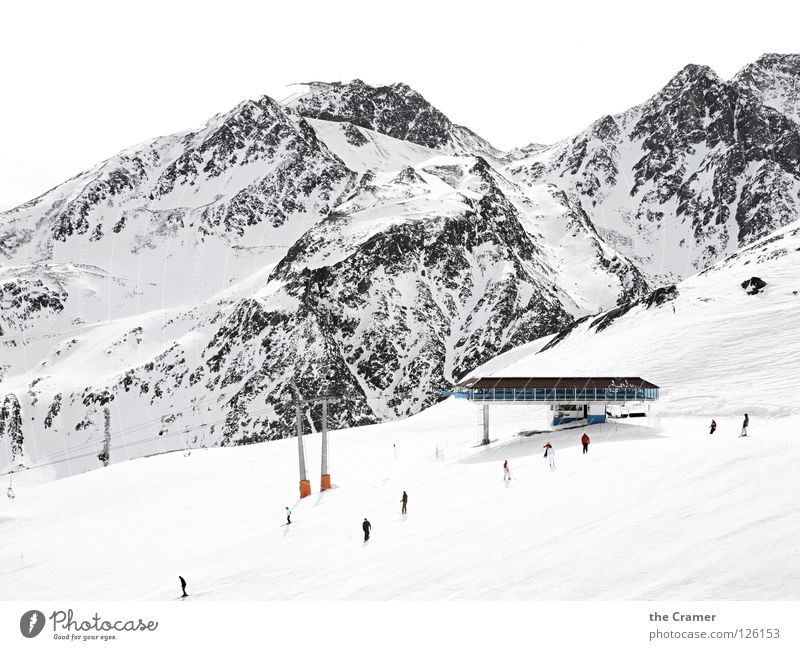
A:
[
  {"xmin": 292, "ymin": 80, "xmax": 455, "ymax": 149},
  {"xmin": 735, "ymin": 54, "xmax": 800, "ymax": 126},
  {"xmin": 538, "ymin": 315, "xmax": 592, "ymax": 353},
  {"xmin": 44, "ymin": 393, "xmax": 62, "ymax": 429},
  {"xmin": 1, "ymin": 279, "xmax": 66, "ymax": 317},
  {"xmin": 0, "ymin": 394, "xmax": 24, "ymax": 462},
  {"xmin": 290, "ymin": 80, "xmax": 498, "ymax": 155},
  {"xmin": 590, "ymin": 285, "xmax": 679, "ymax": 333},
  {"xmin": 741, "ymin": 276, "xmax": 767, "ymax": 294},
  {"xmin": 342, "ymin": 122, "xmax": 369, "ymax": 147}
]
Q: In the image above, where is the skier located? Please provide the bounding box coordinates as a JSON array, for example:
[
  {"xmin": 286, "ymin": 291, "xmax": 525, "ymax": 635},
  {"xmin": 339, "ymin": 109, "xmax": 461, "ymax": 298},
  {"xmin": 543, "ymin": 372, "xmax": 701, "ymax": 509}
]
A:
[
  {"xmin": 740, "ymin": 414, "xmax": 749, "ymax": 437},
  {"xmin": 581, "ymin": 433, "xmax": 590, "ymax": 454},
  {"xmin": 362, "ymin": 518, "xmax": 372, "ymax": 542},
  {"xmin": 285, "ymin": 506, "xmax": 292, "ymax": 525},
  {"xmin": 179, "ymin": 576, "xmax": 187, "ymax": 598},
  {"xmin": 544, "ymin": 442, "xmax": 556, "ymax": 469},
  {"xmin": 503, "ymin": 459, "xmax": 511, "ymax": 481},
  {"xmin": 401, "ymin": 491, "xmax": 408, "ymax": 514},
  {"xmin": 709, "ymin": 419, "xmax": 717, "ymax": 435}
]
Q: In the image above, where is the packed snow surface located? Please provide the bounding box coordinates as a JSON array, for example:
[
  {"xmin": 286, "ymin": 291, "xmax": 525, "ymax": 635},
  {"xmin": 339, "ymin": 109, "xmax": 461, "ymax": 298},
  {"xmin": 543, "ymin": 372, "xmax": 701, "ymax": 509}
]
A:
[{"xmin": 1, "ymin": 404, "xmax": 798, "ymax": 600}]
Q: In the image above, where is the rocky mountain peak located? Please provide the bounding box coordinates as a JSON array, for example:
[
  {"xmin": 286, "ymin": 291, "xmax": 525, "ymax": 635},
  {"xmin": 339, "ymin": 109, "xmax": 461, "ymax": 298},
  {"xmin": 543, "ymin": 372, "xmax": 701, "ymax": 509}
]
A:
[
  {"xmin": 748, "ymin": 53, "xmax": 800, "ymax": 72},
  {"xmin": 672, "ymin": 62, "xmax": 720, "ymax": 83},
  {"xmin": 641, "ymin": 63, "xmax": 725, "ymax": 115},
  {"xmin": 733, "ymin": 53, "xmax": 800, "ymax": 125},
  {"xmin": 588, "ymin": 114, "xmax": 620, "ymax": 141},
  {"xmin": 287, "ymin": 79, "xmax": 497, "ymax": 155}
]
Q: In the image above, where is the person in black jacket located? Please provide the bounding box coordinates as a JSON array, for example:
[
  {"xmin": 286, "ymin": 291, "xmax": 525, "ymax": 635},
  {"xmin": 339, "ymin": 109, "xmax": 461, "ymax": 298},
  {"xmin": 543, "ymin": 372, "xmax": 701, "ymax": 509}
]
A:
[
  {"xmin": 362, "ymin": 518, "xmax": 372, "ymax": 542},
  {"xmin": 741, "ymin": 414, "xmax": 749, "ymax": 437},
  {"xmin": 401, "ymin": 491, "xmax": 408, "ymax": 514},
  {"xmin": 179, "ymin": 576, "xmax": 187, "ymax": 598}
]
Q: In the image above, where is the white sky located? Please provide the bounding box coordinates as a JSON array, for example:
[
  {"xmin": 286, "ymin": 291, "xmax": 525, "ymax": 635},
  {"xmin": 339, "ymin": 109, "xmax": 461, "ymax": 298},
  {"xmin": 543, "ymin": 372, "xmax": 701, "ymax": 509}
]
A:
[{"xmin": 1, "ymin": 0, "xmax": 798, "ymax": 210}]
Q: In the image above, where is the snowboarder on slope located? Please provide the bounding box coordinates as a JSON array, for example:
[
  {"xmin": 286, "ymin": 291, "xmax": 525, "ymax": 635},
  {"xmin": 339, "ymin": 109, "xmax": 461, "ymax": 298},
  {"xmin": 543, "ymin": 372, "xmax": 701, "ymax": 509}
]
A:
[
  {"xmin": 401, "ymin": 491, "xmax": 408, "ymax": 514},
  {"xmin": 544, "ymin": 442, "xmax": 556, "ymax": 469},
  {"xmin": 363, "ymin": 518, "xmax": 372, "ymax": 542},
  {"xmin": 179, "ymin": 576, "xmax": 187, "ymax": 598},
  {"xmin": 709, "ymin": 419, "xmax": 717, "ymax": 435},
  {"xmin": 286, "ymin": 506, "xmax": 292, "ymax": 525},
  {"xmin": 741, "ymin": 414, "xmax": 749, "ymax": 437},
  {"xmin": 503, "ymin": 460, "xmax": 511, "ymax": 481},
  {"xmin": 581, "ymin": 433, "xmax": 590, "ymax": 454}
]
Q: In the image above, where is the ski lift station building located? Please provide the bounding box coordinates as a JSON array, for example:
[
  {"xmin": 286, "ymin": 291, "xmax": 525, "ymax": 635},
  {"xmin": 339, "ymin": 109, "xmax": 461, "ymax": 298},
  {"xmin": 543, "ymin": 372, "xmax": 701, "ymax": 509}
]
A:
[{"xmin": 448, "ymin": 376, "xmax": 660, "ymax": 444}]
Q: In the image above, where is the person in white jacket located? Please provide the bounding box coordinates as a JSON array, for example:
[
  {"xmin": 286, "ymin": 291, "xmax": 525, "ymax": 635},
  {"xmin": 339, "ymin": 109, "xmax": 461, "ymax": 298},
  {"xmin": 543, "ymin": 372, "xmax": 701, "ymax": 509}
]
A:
[{"xmin": 544, "ymin": 442, "xmax": 556, "ymax": 469}]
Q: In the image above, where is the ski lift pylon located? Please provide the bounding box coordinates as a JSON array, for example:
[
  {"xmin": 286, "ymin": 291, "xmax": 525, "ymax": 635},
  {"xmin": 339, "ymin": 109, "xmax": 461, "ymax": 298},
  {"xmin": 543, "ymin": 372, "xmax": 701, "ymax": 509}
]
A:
[{"xmin": 183, "ymin": 427, "xmax": 192, "ymax": 457}]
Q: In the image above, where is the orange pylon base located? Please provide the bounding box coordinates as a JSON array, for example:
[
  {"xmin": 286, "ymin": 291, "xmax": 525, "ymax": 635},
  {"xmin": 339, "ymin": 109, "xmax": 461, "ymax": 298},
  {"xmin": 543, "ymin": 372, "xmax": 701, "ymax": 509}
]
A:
[
  {"xmin": 321, "ymin": 474, "xmax": 331, "ymax": 491},
  {"xmin": 299, "ymin": 479, "xmax": 311, "ymax": 498}
]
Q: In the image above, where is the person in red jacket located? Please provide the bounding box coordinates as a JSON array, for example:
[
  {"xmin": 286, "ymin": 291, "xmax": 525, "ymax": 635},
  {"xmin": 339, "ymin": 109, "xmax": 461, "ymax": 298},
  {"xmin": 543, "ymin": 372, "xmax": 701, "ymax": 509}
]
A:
[
  {"xmin": 581, "ymin": 433, "xmax": 590, "ymax": 454},
  {"xmin": 503, "ymin": 460, "xmax": 511, "ymax": 482},
  {"xmin": 709, "ymin": 419, "xmax": 717, "ymax": 435}
]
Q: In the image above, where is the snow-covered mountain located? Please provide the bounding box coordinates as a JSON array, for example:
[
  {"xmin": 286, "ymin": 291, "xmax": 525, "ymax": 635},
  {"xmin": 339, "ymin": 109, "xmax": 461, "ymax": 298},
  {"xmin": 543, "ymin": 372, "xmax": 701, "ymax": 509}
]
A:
[
  {"xmin": 1, "ymin": 56, "xmax": 798, "ymax": 480},
  {"xmin": 507, "ymin": 53, "xmax": 800, "ymax": 285}
]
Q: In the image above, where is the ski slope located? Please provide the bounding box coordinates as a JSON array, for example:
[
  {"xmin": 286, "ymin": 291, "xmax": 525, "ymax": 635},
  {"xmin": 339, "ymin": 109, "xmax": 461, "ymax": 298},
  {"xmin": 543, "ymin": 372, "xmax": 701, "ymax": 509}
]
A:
[{"xmin": 1, "ymin": 402, "xmax": 798, "ymax": 600}]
